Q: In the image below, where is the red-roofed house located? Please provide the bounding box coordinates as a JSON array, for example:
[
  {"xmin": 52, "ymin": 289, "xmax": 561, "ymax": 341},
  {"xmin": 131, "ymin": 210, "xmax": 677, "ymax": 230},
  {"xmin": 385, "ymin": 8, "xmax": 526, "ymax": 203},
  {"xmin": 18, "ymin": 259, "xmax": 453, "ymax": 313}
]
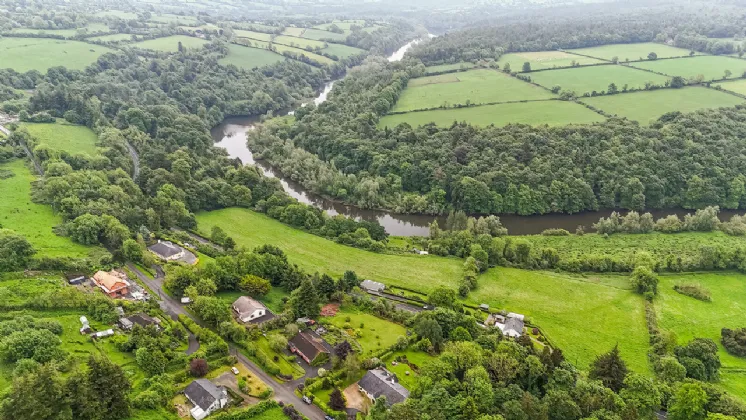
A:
[{"xmin": 93, "ymin": 270, "xmax": 130, "ymax": 298}]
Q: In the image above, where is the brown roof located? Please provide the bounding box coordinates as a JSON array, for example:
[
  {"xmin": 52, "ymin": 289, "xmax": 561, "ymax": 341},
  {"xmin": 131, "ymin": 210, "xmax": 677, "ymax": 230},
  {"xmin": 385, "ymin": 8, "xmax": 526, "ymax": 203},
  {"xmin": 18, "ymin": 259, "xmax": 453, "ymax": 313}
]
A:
[
  {"xmin": 93, "ymin": 271, "xmax": 130, "ymax": 293},
  {"xmin": 289, "ymin": 331, "xmax": 329, "ymax": 361}
]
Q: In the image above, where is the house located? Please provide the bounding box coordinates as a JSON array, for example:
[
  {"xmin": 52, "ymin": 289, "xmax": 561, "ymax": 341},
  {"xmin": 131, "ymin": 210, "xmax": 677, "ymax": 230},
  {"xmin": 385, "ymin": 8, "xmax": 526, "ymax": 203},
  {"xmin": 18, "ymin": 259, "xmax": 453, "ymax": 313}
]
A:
[
  {"xmin": 360, "ymin": 279, "xmax": 385, "ymax": 294},
  {"xmin": 93, "ymin": 270, "xmax": 130, "ymax": 298},
  {"xmin": 496, "ymin": 313, "xmax": 525, "ymax": 338},
  {"xmin": 184, "ymin": 379, "xmax": 229, "ymax": 420},
  {"xmin": 232, "ymin": 296, "xmax": 269, "ymax": 323},
  {"xmin": 358, "ymin": 368, "xmax": 410, "ymax": 407},
  {"xmin": 288, "ymin": 330, "xmax": 330, "ymax": 365},
  {"xmin": 148, "ymin": 240, "xmax": 185, "ymax": 261},
  {"xmin": 119, "ymin": 313, "xmax": 161, "ymax": 331}
]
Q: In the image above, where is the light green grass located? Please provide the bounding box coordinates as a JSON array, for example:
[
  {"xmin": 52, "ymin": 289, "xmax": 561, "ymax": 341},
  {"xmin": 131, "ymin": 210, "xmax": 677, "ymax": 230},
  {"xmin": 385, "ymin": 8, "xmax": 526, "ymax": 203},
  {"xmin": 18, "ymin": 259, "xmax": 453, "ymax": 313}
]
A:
[
  {"xmin": 393, "ymin": 69, "xmax": 555, "ymax": 112},
  {"xmin": 568, "ymin": 43, "xmax": 696, "ymax": 61},
  {"xmin": 195, "ymin": 208, "xmax": 464, "ymax": 294},
  {"xmin": 219, "ymin": 44, "xmax": 286, "ymax": 69},
  {"xmin": 0, "ymin": 37, "xmax": 115, "ymax": 72},
  {"xmin": 380, "ymin": 100, "xmax": 605, "ymax": 128},
  {"xmin": 629, "ymin": 56, "xmax": 746, "ymax": 81},
  {"xmin": 321, "ymin": 43, "xmax": 365, "ymax": 59},
  {"xmin": 247, "ymin": 407, "xmax": 287, "ymax": 420},
  {"xmin": 525, "ymin": 64, "xmax": 670, "ymax": 94},
  {"xmin": 88, "ymin": 33, "xmax": 136, "ymax": 42},
  {"xmin": 255, "ymin": 336, "xmax": 305, "ymax": 379},
  {"xmin": 581, "ymin": 87, "xmax": 744, "ymax": 123},
  {"xmin": 498, "ymin": 51, "xmax": 605, "ymax": 71},
  {"xmin": 8, "ymin": 23, "xmax": 110, "ymax": 37},
  {"xmin": 23, "ymin": 121, "xmax": 100, "ymax": 156},
  {"xmin": 132, "ymin": 35, "xmax": 207, "ymax": 52},
  {"xmin": 234, "ymin": 29, "xmax": 273, "ymax": 42},
  {"xmin": 301, "ymin": 28, "xmax": 347, "ymax": 42},
  {"xmin": 0, "ymin": 272, "xmax": 64, "ymax": 307},
  {"xmin": 216, "ymin": 287, "xmax": 288, "ymax": 314},
  {"xmin": 281, "ymin": 27, "xmax": 305, "ymax": 37},
  {"xmin": 149, "ymin": 14, "xmax": 199, "ymax": 25},
  {"xmin": 95, "ymin": 10, "xmax": 139, "ymax": 19},
  {"xmin": 274, "ymin": 35, "xmax": 326, "ymax": 50},
  {"xmin": 714, "ymin": 78, "xmax": 746, "ymax": 96},
  {"xmin": 268, "ymin": 44, "xmax": 335, "ymax": 66},
  {"xmin": 425, "ymin": 62, "xmax": 477, "ymax": 74},
  {"xmin": 0, "ymin": 160, "xmax": 92, "ymax": 258},
  {"xmin": 656, "ymin": 272, "xmax": 746, "ymax": 398},
  {"xmin": 326, "ymin": 308, "xmax": 406, "ymax": 357},
  {"xmin": 469, "ymin": 268, "xmax": 650, "ymax": 374},
  {"xmin": 384, "ymin": 350, "xmax": 434, "ymax": 390}
]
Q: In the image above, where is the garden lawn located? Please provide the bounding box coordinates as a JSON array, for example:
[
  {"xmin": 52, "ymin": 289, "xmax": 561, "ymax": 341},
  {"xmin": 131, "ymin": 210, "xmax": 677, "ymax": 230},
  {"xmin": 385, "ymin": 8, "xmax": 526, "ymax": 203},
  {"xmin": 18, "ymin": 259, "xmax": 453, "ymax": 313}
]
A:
[
  {"xmin": 321, "ymin": 43, "xmax": 365, "ymax": 59},
  {"xmin": 392, "ymin": 69, "xmax": 555, "ymax": 112},
  {"xmin": 568, "ymin": 43, "xmax": 696, "ymax": 61},
  {"xmin": 132, "ymin": 35, "xmax": 207, "ymax": 52},
  {"xmin": 714, "ymin": 79, "xmax": 746, "ymax": 96},
  {"xmin": 0, "ymin": 37, "xmax": 115, "ymax": 72},
  {"xmin": 498, "ymin": 51, "xmax": 605, "ymax": 71},
  {"xmin": 195, "ymin": 208, "xmax": 464, "ymax": 294},
  {"xmin": 0, "ymin": 160, "xmax": 93, "ymax": 258},
  {"xmin": 384, "ymin": 350, "xmax": 435, "ymax": 390},
  {"xmin": 629, "ymin": 55, "xmax": 746, "ymax": 82},
  {"xmin": 656, "ymin": 272, "xmax": 746, "ymax": 399},
  {"xmin": 219, "ymin": 44, "xmax": 286, "ymax": 69},
  {"xmin": 301, "ymin": 28, "xmax": 347, "ymax": 42},
  {"xmin": 425, "ymin": 62, "xmax": 477, "ymax": 74},
  {"xmin": 469, "ymin": 267, "xmax": 650, "ymax": 374},
  {"xmin": 580, "ymin": 87, "xmax": 744, "ymax": 124},
  {"xmin": 325, "ymin": 307, "xmax": 407, "ymax": 357},
  {"xmin": 380, "ymin": 100, "xmax": 604, "ymax": 128},
  {"xmin": 23, "ymin": 121, "xmax": 100, "ymax": 156},
  {"xmin": 525, "ymin": 64, "xmax": 669, "ymax": 94},
  {"xmin": 255, "ymin": 336, "xmax": 305, "ymax": 379}
]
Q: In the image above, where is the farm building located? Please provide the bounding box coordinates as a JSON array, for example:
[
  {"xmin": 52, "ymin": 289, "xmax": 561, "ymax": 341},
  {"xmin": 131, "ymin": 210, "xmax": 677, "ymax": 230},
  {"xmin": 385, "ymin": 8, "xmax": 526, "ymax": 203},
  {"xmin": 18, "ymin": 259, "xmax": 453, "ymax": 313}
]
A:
[
  {"xmin": 288, "ymin": 330, "xmax": 330, "ymax": 365},
  {"xmin": 232, "ymin": 296, "xmax": 272, "ymax": 323},
  {"xmin": 184, "ymin": 379, "xmax": 228, "ymax": 420},
  {"xmin": 119, "ymin": 313, "xmax": 161, "ymax": 331},
  {"xmin": 92, "ymin": 270, "xmax": 130, "ymax": 298},
  {"xmin": 358, "ymin": 368, "xmax": 410, "ymax": 407}
]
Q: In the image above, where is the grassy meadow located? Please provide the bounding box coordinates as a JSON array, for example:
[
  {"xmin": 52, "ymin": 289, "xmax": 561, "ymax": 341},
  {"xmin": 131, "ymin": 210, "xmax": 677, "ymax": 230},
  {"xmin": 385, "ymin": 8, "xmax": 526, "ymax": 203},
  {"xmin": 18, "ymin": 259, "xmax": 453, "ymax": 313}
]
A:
[
  {"xmin": 714, "ymin": 79, "xmax": 746, "ymax": 96},
  {"xmin": 23, "ymin": 121, "xmax": 100, "ymax": 156},
  {"xmin": 270, "ymin": 43, "xmax": 335, "ymax": 65},
  {"xmin": 629, "ymin": 55, "xmax": 746, "ymax": 81},
  {"xmin": 281, "ymin": 27, "xmax": 306, "ymax": 37},
  {"xmin": 219, "ymin": 44, "xmax": 286, "ymax": 69},
  {"xmin": 234, "ymin": 29, "xmax": 273, "ymax": 42},
  {"xmin": 89, "ymin": 33, "xmax": 136, "ymax": 42},
  {"xmin": 302, "ymin": 28, "xmax": 348, "ymax": 42},
  {"xmin": 568, "ymin": 42, "xmax": 695, "ymax": 61},
  {"xmin": 94, "ymin": 10, "xmax": 139, "ymax": 19},
  {"xmin": 0, "ymin": 160, "xmax": 93, "ymax": 258},
  {"xmin": 321, "ymin": 43, "xmax": 365, "ymax": 58},
  {"xmin": 8, "ymin": 23, "xmax": 109, "ymax": 37},
  {"xmin": 425, "ymin": 62, "xmax": 477, "ymax": 74},
  {"xmin": 525, "ymin": 64, "xmax": 670, "ymax": 94},
  {"xmin": 498, "ymin": 51, "xmax": 605, "ymax": 70},
  {"xmin": 380, "ymin": 100, "xmax": 604, "ymax": 128},
  {"xmin": 274, "ymin": 35, "xmax": 325, "ymax": 50},
  {"xmin": 325, "ymin": 307, "xmax": 407, "ymax": 357},
  {"xmin": 0, "ymin": 37, "xmax": 115, "ymax": 72},
  {"xmin": 581, "ymin": 87, "xmax": 744, "ymax": 123},
  {"xmin": 392, "ymin": 69, "xmax": 555, "ymax": 112},
  {"xmin": 132, "ymin": 35, "xmax": 207, "ymax": 52}
]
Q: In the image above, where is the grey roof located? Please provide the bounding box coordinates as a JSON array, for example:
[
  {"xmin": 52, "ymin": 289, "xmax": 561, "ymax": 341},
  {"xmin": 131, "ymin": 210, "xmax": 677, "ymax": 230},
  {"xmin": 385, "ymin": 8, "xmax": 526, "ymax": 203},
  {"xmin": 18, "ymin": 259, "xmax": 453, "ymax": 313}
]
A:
[
  {"xmin": 185, "ymin": 379, "xmax": 224, "ymax": 411},
  {"xmin": 148, "ymin": 241, "xmax": 182, "ymax": 258},
  {"xmin": 126, "ymin": 313, "xmax": 159, "ymax": 328},
  {"xmin": 360, "ymin": 279, "xmax": 385, "ymax": 292},
  {"xmin": 233, "ymin": 296, "xmax": 266, "ymax": 316},
  {"xmin": 358, "ymin": 369, "xmax": 409, "ymax": 406},
  {"xmin": 504, "ymin": 317, "xmax": 524, "ymax": 334}
]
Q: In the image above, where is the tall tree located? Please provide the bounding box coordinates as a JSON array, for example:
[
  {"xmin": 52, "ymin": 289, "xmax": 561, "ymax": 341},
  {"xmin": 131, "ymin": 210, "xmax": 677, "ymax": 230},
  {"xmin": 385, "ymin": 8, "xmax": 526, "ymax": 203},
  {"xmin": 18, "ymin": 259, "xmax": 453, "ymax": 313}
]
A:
[
  {"xmin": 588, "ymin": 345, "xmax": 628, "ymax": 392},
  {"xmin": 290, "ymin": 278, "xmax": 320, "ymax": 318}
]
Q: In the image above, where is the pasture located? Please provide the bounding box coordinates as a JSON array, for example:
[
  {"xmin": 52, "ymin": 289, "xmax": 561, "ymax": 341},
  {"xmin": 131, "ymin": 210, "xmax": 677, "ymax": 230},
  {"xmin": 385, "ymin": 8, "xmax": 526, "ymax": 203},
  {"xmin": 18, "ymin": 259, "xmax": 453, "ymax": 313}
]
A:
[
  {"xmin": 301, "ymin": 28, "xmax": 348, "ymax": 42},
  {"xmin": 629, "ymin": 55, "xmax": 746, "ymax": 81},
  {"xmin": 94, "ymin": 10, "xmax": 139, "ymax": 19},
  {"xmin": 313, "ymin": 21, "xmax": 363, "ymax": 31},
  {"xmin": 274, "ymin": 35, "xmax": 326, "ymax": 50},
  {"xmin": 580, "ymin": 87, "xmax": 744, "ymax": 123},
  {"xmin": 525, "ymin": 64, "xmax": 670, "ymax": 94},
  {"xmin": 234, "ymin": 29, "xmax": 273, "ymax": 42},
  {"xmin": 424, "ymin": 62, "xmax": 477, "ymax": 74},
  {"xmin": 271, "ymin": 43, "xmax": 335, "ymax": 65},
  {"xmin": 23, "ymin": 121, "xmax": 100, "ymax": 157},
  {"xmin": 149, "ymin": 14, "xmax": 199, "ymax": 25},
  {"xmin": 0, "ymin": 160, "xmax": 93, "ymax": 258},
  {"xmin": 498, "ymin": 51, "xmax": 605, "ymax": 70},
  {"xmin": 656, "ymin": 272, "xmax": 746, "ymax": 397},
  {"xmin": 568, "ymin": 42, "xmax": 696, "ymax": 61},
  {"xmin": 392, "ymin": 69, "xmax": 555, "ymax": 112},
  {"xmin": 219, "ymin": 44, "xmax": 286, "ymax": 69},
  {"xmin": 281, "ymin": 27, "xmax": 306, "ymax": 37},
  {"xmin": 0, "ymin": 37, "xmax": 115, "ymax": 72},
  {"xmin": 321, "ymin": 43, "xmax": 365, "ymax": 58},
  {"xmin": 715, "ymin": 79, "xmax": 746, "ymax": 96},
  {"xmin": 131, "ymin": 35, "xmax": 207, "ymax": 52},
  {"xmin": 380, "ymin": 100, "xmax": 604, "ymax": 128},
  {"xmin": 8, "ymin": 23, "xmax": 109, "ymax": 37},
  {"xmin": 88, "ymin": 33, "xmax": 136, "ymax": 42}
]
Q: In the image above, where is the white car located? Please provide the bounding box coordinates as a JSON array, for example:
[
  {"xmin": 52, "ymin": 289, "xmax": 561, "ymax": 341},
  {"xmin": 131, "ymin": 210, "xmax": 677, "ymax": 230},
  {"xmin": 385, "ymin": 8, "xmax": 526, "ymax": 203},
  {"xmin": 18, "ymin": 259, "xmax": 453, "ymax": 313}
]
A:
[{"xmin": 231, "ymin": 367, "xmax": 239, "ymax": 375}]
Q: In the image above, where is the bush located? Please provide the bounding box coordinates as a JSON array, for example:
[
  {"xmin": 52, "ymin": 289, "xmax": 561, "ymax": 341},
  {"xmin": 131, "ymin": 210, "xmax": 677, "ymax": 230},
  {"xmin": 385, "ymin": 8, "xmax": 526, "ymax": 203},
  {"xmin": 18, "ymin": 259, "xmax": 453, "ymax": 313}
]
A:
[
  {"xmin": 189, "ymin": 358, "xmax": 209, "ymax": 377},
  {"xmin": 541, "ymin": 228, "xmax": 570, "ymax": 236},
  {"xmin": 721, "ymin": 328, "xmax": 746, "ymax": 357},
  {"xmin": 673, "ymin": 283, "xmax": 712, "ymax": 302}
]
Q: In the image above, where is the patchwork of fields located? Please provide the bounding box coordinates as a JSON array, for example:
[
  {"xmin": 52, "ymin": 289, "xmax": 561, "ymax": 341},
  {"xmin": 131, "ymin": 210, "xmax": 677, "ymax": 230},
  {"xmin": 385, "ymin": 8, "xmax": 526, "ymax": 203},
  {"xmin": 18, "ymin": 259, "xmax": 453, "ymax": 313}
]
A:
[
  {"xmin": 0, "ymin": 37, "xmax": 115, "ymax": 72},
  {"xmin": 629, "ymin": 55, "xmax": 746, "ymax": 81},
  {"xmin": 498, "ymin": 51, "xmax": 604, "ymax": 70},
  {"xmin": 567, "ymin": 42, "xmax": 695, "ymax": 61},
  {"xmin": 219, "ymin": 44, "xmax": 287, "ymax": 69},
  {"xmin": 525, "ymin": 64, "xmax": 670, "ymax": 94},
  {"xmin": 131, "ymin": 35, "xmax": 208, "ymax": 52}
]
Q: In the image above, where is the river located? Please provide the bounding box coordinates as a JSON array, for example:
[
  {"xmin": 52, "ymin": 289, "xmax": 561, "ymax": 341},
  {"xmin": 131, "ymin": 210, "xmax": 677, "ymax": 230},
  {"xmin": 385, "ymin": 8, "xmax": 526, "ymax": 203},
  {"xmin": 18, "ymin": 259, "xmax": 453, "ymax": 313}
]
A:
[{"xmin": 211, "ymin": 38, "xmax": 746, "ymax": 236}]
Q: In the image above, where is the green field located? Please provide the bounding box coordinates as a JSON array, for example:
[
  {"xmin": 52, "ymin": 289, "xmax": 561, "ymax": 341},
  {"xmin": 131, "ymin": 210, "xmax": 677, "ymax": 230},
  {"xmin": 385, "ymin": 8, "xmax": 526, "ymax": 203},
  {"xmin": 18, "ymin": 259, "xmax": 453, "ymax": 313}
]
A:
[
  {"xmin": 498, "ymin": 51, "xmax": 605, "ymax": 70},
  {"xmin": 380, "ymin": 100, "xmax": 605, "ymax": 128},
  {"xmin": 629, "ymin": 55, "xmax": 746, "ymax": 81},
  {"xmin": 8, "ymin": 23, "xmax": 110, "ymax": 37},
  {"xmin": 321, "ymin": 43, "xmax": 365, "ymax": 58},
  {"xmin": 581, "ymin": 87, "xmax": 744, "ymax": 123},
  {"xmin": 234, "ymin": 29, "xmax": 273, "ymax": 42},
  {"xmin": 392, "ymin": 69, "xmax": 555, "ymax": 112},
  {"xmin": 281, "ymin": 27, "xmax": 306, "ymax": 37},
  {"xmin": 301, "ymin": 28, "xmax": 347, "ymax": 42},
  {"xmin": 95, "ymin": 10, "xmax": 139, "ymax": 19},
  {"xmin": 656, "ymin": 272, "xmax": 746, "ymax": 397},
  {"xmin": 313, "ymin": 21, "xmax": 364, "ymax": 31},
  {"xmin": 470, "ymin": 268, "xmax": 650, "ymax": 374},
  {"xmin": 132, "ymin": 35, "xmax": 207, "ymax": 52},
  {"xmin": 425, "ymin": 62, "xmax": 477, "ymax": 74},
  {"xmin": 326, "ymin": 308, "xmax": 406, "ymax": 357},
  {"xmin": 219, "ymin": 44, "xmax": 286, "ymax": 69},
  {"xmin": 568, "ymin": 42, "xmax": 696, "ymax": 61},
  {"xmin": 715, "ymin": 79, "xmax": 746, "ymax": 96},
  {"xmin": 0, "ymin": 160, "xmax": 93, "ymax": 258},
  {"xmin": 24, "ymin": 121, "xmax": 100, "ymax": 156},
  {"xmin": 88, "ymin": 33, "xmax": 136, "ymax": 42},
  {"xmin": 525, "ymin": 64, "xmax": 670, "ymax": 94},
  {"xmin": 0, "ymin": 37, "xmax": 115, "ymax": 72},
  {"xmin": 149, "ymin": 14, "xmax": 199, "ymax": 25},
  {"xmin": 271, "ymin": 43, "xmax": 335, "ymax": 65},
  {"xmin": 274, "ymin": 35, "xmax": 326, "ymax": 50}
]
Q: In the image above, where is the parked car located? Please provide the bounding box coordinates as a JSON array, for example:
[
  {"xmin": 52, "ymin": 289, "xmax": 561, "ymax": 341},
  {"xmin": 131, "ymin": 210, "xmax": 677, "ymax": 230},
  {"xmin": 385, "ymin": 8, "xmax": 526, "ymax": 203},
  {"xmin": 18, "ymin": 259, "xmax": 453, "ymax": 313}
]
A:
[
  {"xmin": 231, "ymin": 367, "xmax": 239, "ymax": 375},
  {"xmin": 302, "ymin": 396, "xmax": 312, "ymax": 405},
  {"xmin": 325, "ymin": 416, "xmax": 335, "ymax": 420}
]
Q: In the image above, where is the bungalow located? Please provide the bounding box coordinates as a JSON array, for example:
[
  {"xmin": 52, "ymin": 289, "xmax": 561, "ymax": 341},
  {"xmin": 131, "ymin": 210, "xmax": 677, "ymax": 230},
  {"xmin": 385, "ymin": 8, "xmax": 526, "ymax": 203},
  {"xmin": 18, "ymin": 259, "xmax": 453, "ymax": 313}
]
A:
[
  {"xmin": 184, "ymin": 379, "xmax": 228, "ymax": 420},
  {"xmin": 358, "ymin": 368, "xmax": 410, "ymax": 407},
  {"xmin": 288, "ymin": 330, "xmax": 330, "ymax": 365},
  {"xmin": 92, "ymin": 270, "xmax": 130, "ymax": 298},
  {"xmin": 496, "ymin": 313, "xmax": 525, "ymax": 338},
  {"xmin": 360, "ymin": 279, "xmax": 385, "ymax": 294},
  {"xmin": 119, "ymin": 313, "xmax": 161, "ymax": 331},
  {"xmin": 232, "ymin": 296, "xmax": 272, "ymax": 323},
  {"xmin": 148, "ymin": 240, "xmax": 185, "ymax": 261}
]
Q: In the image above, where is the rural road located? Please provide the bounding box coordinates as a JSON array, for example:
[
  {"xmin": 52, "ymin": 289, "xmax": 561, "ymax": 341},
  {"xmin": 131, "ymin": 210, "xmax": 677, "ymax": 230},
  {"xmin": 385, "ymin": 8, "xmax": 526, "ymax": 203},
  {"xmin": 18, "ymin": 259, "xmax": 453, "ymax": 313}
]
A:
[
  {"xmin": 126, "ymin": 264, "xmax": 325, "ymax": 420},
  {"xmin": 124, "ymin": 140, "xmax": 140, "ymax": 181}
]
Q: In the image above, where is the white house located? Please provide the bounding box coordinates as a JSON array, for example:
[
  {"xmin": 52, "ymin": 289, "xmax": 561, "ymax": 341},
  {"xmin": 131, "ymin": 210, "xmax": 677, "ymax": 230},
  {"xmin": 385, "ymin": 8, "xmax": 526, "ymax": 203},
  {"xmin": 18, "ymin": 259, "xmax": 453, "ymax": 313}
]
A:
[
  {"xmin": 184, "ymin": 379, "xmax": 228, "ymax": 420},
  {"xmin": 496, "ymin": 313, "xmax": 525, "ymax": 338},
  {"xmin": 232, "ymin": 296, "xmax": 267, "ymax": 323},
  {"xmin": 148, "ymin": 240, "xmax": 185, "ymax": 261}
]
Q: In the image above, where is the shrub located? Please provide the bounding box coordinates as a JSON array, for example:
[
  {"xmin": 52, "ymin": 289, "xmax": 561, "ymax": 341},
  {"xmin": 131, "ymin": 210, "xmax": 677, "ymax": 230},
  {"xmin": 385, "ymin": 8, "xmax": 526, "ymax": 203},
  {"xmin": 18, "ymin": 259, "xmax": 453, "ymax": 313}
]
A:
[
  {"xmin": 673, "ymin": 283, "xmax": 712, "ymax": 302},
  {"xmin": 541, "ymin": 228, "xmax": 570, "ymax": 236},
  {"xmin": 189, "ymin": 358, "xmax": 209, "ymax": 377},
  {"xmin": 721, "ymin": 328, "xmax": 746, "ymax": 357}
]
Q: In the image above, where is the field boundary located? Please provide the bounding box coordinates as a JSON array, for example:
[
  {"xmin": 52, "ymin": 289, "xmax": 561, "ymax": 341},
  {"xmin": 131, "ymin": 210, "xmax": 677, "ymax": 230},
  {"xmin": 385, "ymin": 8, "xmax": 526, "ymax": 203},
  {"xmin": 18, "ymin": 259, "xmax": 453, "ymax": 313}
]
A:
[{"xmin": 385, "ymin": 98, "xmax": 560, "ymax": 115}]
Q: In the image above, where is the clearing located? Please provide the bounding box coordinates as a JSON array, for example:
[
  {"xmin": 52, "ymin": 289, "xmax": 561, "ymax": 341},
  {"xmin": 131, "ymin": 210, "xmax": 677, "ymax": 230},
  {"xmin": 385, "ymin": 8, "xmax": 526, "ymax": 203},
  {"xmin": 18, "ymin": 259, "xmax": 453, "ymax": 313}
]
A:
[
  {"xmin": 580, "ymin": 86, "xmax": 744, "ymax": 123},
  {"xmin": 498, "ymin": 51, "xmax": 605, "ymax": 70},
  {"xmin": 0, "ymin": 37, "xmax": 115, "ymax": 72},
  {"xmin": 131, "ymin": 35, "xmax": 208, "ymax": 52},
  {"xmin": 392, "ymin": 69, "xmax": 555, "ymax": 112},
  {"xmin": 629, "ymin": 55, "xmax": 746, "ymax": 82},
  {"xmin": 380, "ymin": 100, "xmax": 605, "ymax": 128},
  {"xmin": 219, "ymin": 44, "xmax": 287, "ymax": 69},
  {"xmin": 525, "ymin": 64, "xmax": 670, "ymax": 94},
  {"xmin": 23, "ymin": 121, "xmax": 100, "ymax": 157},
  {"xmin": 714, "ymin": 78, "xmax": 746, "ymax": 96},
  {"xmin": 568, "ymin": 42, "xmax": 696, "ymax": 61}
]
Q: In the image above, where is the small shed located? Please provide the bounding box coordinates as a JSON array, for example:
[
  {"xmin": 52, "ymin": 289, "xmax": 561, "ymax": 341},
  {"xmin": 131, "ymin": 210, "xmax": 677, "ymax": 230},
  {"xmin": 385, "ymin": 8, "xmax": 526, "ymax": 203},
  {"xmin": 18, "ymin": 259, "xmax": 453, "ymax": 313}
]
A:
[
  {"xmin": 479, "ymin": 304, "xmax": 490, "ymax": 312},
  {"xmin": 93, "ymin": 329, "xmax": 114, "ymax": 339}
]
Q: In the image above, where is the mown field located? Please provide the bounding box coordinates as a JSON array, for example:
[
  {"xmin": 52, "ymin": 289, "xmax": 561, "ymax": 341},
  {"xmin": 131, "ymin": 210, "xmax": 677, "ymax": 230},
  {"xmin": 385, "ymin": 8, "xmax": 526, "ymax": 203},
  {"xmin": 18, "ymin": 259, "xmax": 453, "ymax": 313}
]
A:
[
  {"xmin": 132, "ymin": 35, "xmax": 207, "ymax": 52},
  {"xmin": 0, "ymin": 37, "xmax": 115, "ymax": 72},
  {"xmin": 23, "ymin": 121, "xmax": 100, "ymax": 156},
  {"xmin": 498, "ymin": 51, "xmax": 605, "ymax": 70},
  {"xmin": 581, "ymin": 87, "xmax": 744, "ymax": 123},
  {"xmin": 326, "ymin": 307, "xmax": 407, "ymax": 358},
  {"xmin": 629, "ymin": 55, "xmax": 746, "ymax": 81},
  {"xmin": 715, "ymin": 79, "xmax": 746, "ymax": 96},
  {"xmin": 219, "ymin": 44, "xmax": 286, "ymax": 69},
  {"xmin": 392, "ymin": 69, "xmax": 555, "ymax": 112},
  {"xmin": 281, "ymin": 27, "xmax": 305, "ymax": 37},
  {"xmin": 0, "ymin": 160, "xmax": 93, "ymax": 258},
  {"xmin": 380, "ymin": 100, "xmax": 604, "ymax": 128},
  {"xmin": 568, "ymin": 42, "xmax": 695, "ymax": 61},
  {"xmin": 525, "ymin": 64, "xmax": 670, "ymax": 94},
  {"xmin": 656, "ymin": 272, "xmax": 746, "ymax": 398}
]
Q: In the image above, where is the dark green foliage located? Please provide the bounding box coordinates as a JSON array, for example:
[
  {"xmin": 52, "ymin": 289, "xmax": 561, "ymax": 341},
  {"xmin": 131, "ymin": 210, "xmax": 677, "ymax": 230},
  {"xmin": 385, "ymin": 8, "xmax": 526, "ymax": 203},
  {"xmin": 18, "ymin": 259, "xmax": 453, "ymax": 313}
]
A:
[
  {"xmin": 675, "ymin": 338, "xmax": 721, "ymax": 381},
  {"xmin": 290, "ymin": 278, "xmax": 320, "ymax": 318},
  {"xmin": 630, "ymin": 266, "xmax": 659, "ymax": 297},
  {"xmin": 588, "ymin": 345, "xmax": 628, "ymax": 393},
  {"xmin": 0, "ymin": 229, "xmax": 36, "ymax": 272},
  {"xmin": 329, "ymin": 387, "xmax": 346, "ymax": 411},
  {"xmin": 721, "ymin": 328, "xmax": 746, "ymax": 357},
  {"xmin": 673, "ymin": 283, "xmax": 712, "ymax": 302}
]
